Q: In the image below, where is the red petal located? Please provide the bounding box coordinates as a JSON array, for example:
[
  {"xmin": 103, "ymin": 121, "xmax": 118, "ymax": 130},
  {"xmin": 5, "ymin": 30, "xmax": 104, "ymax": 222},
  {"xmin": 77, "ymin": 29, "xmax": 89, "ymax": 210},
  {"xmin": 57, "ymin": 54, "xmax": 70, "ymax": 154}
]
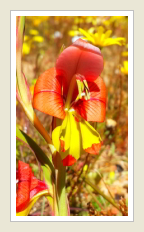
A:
[
  {"xmin": 60, "ymin": 139, "xmax": 65, "ymax": 152},
  {"xmin": 33, "ymin": 67, "xmax": 65, "ymax": 119},
  {"xmin": 30, "ymin": 180, "xmax": 48, "ymax": 199},
  {"xmin": 74, "ymin": 76, "xmax": 106, "ymax": 122},
  {"xmin": 18, "ymin": 161, "xmax": 31, "ymax": 181},
  {"xmin": 16, "ymin": 161, "xmax": 31, "ymax": 212},
  {"xmin": 16, "ymin": 161, "xmax": 48, "ymax": 212},
  {"xmin": 85, "ymin": 142, "xmax": 102, "ymax": 154},
  {"xmin": 16, "ymin": 182, "xmax": 30, "ymax": 212},
  {"xmin": 30, "ymin": 175, "xmax": 38, "ymax": 191},
  {"xmin": 62, "ymin": 155, "xmax": 77, "ymax": 166},
  {"xmin": 56, "ymin": 39, "xmax": 103, "ymax": 96}
]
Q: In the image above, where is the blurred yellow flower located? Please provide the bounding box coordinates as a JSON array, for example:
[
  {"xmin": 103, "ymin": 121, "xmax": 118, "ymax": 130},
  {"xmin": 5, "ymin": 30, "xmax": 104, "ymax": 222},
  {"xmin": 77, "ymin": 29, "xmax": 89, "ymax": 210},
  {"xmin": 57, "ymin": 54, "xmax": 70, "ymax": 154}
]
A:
[
  {"xmin": 29, "ymin": 29, "xmax": 39, "ymax": 35},
  {"xmin": 32, "ymin": 35, "xmax": 44, "ymax": 43},
  {"xmin": 24, "ymin": 35, "xmax": 30, "ymax": 42},
  {"xmin": 22, "ymin": 42, "xmax": 31, "ymax": 55},
  {"xmin": 79, "ymin": 26, "xmax": 126, "ymax": 47},
  {"xmin": 68, "ymin": 30, "xmax": 80, "ymax": 37},
  {"xmin": 121, "ymin": 61, "xmax": 128, "ymax": 75}
]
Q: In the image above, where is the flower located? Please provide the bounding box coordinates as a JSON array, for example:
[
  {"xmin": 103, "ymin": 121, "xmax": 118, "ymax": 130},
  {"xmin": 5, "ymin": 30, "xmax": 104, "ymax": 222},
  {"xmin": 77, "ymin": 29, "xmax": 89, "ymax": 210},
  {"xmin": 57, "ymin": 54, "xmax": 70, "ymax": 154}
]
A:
[
  {"xmin": 79, "ymin": 26, "xmax": 126, "ymax": 47},
  {"xmin": 33, "ymin": 39, "xmax": 106, "ymax": 166},
  {"xmin": 121, "ymin": 61, "xmax": 128, "ymax": 75},
  {"xmin": 16, "ymin": 160, "xmax": 49, "ymax": 216}
]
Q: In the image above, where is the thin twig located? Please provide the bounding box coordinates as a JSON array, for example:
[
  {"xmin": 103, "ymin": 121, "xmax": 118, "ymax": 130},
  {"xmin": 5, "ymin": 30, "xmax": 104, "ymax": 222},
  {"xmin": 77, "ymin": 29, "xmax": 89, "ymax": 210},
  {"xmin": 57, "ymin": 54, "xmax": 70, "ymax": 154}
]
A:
[
  {"xmin": 84, "ymin": 178, "xmax": 123, "ymax": 214},
  {"xmin": 68, "ymin": 154, "xmax": 89, "ymax": 199},
  {"xmin": 95, "ymin": 169, "xmax": 115, "ymax": 202},
  {"xmin": 86, "ymin": 186, "xmax": 104, "ymax": 210}
]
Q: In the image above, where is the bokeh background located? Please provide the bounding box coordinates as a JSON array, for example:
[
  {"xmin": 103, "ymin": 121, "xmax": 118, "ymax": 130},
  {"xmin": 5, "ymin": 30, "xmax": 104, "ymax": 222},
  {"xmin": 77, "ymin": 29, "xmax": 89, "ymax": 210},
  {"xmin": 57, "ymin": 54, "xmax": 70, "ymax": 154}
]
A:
[{"xmin": 16, "ymin": 16, "xmax": 128, "ymax": 216}]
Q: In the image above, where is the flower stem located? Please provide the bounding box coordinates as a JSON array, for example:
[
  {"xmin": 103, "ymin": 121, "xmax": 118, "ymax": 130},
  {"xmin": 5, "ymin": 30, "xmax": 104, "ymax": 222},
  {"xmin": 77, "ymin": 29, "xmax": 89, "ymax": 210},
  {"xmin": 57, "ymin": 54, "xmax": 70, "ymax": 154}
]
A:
[
  {"xmin": 16, "ymin": 16, "xmax": 28, "ymax": 105},
  {"xmin": 56, "ymin": 153, "xmax": 69, "ymax": 216}
]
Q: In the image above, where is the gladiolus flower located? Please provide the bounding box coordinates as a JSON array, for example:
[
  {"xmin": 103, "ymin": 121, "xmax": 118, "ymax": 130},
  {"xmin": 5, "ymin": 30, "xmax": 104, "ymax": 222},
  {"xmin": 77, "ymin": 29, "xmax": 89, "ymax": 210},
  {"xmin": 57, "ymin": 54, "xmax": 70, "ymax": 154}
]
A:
[
  {"xmin": 33, "ymin": 39, "xmax": 106, "ymax": 166},
  {"xmin": 16, "ymin": 160, "xmax": 49, "ymax": 216}
]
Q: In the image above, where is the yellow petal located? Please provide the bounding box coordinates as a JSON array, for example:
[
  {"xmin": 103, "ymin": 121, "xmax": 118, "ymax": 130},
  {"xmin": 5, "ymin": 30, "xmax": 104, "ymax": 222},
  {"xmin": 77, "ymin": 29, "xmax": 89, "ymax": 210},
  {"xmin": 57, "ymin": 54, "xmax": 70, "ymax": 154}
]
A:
[
  {"xmin": 79, "ymin": 28, "xmax": 95, "ymax": 44},
  {"xmin": 68, "ymin": 113, "xmax": 82, "ymax": 160},
  {"xmin": 79, "ymin": 120, "xmax": 101, "ymax": 150},
  {"xmin": 52, "ymin": 125, "xmax": 61, "ymax": 152},
  {"xmin": 60, "ymin": 113, "xmax": 71, "ymax": 150},
  {"xmin": 97, "ymin": 26, "xmax": 104, "ymax": 40},
  {"xmin": 104, "ymin": 30, "xmax": 112, "ymax": 39},
  {"xmin": 52, "ymin": 112, "xmax": 82, "ymax": 161}
]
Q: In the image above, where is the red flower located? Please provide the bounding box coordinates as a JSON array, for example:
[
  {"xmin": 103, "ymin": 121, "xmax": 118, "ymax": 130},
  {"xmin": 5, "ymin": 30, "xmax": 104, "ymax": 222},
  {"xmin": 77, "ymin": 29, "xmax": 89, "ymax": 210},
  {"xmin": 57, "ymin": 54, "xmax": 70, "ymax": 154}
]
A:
[
  {"xmin": 33, "ymin": 39, "xmax": 106, "ymax": 166},
  {"xmin": 16, "ymin": 160, "xmax": 48, "ymax": 213}
]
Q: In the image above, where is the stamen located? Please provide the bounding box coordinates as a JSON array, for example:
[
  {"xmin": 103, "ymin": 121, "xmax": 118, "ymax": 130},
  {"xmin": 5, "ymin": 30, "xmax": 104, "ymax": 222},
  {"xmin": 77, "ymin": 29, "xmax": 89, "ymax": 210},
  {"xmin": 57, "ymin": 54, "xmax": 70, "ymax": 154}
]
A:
[
  {"xmin": 83, "ymin": 80, "xmax": 90, "ymax": 100},
  {"xmin": 65, "ymin": 74, "xmax": 90, "ymax": 110},
  {"xmin": 76, "ymin": 79, "xmax": 82, "ymax": 99}
]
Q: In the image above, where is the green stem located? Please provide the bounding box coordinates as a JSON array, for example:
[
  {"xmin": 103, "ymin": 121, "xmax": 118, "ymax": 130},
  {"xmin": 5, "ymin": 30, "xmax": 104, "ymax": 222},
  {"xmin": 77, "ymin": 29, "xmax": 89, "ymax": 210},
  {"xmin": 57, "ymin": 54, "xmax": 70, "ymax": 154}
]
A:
[
  {"xmin": 84, "ymin": 178, "xmax": 122, "ymax": 213},
  {"xmin": 52, "ymin": 180, "xmax": 59, "ymax": 216},
  {"xmin": 16, "ymin": 16, "xmax": 28, "ymax": 104},
  {"xmin": 56, "ymin": 153, "xmax": 68, "ymax": 216}
]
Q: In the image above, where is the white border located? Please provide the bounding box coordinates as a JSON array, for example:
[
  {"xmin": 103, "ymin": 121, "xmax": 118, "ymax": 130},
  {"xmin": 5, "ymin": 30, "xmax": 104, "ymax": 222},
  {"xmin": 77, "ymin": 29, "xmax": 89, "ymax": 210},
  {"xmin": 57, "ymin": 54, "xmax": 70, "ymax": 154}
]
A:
[{"xmin": 11, "ymin": 11, "xmax": 133, "ymax": 221}]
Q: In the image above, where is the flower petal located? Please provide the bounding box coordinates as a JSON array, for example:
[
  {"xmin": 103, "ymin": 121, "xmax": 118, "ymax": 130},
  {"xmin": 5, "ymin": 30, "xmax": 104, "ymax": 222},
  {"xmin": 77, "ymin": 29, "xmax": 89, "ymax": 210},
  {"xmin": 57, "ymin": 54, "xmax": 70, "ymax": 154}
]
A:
[
  {"xmin": 30, "ymin": 175, "xmax": 38, "ymax": 191},
  {"xmin": 62, "ymin": 155, "xmax": 77, "ymax": 166},
  {"xmin": 79, "ymin": 120, "xmax": 102, "ymax": 154},
  {"xmin": 16, "ymin": 161, "xmax": 31, "ymax": 212},
  {"xmin": 30, "ymin": 180, "xmax": 48, "ymax": 199},
  {"xmin": 59, "ymin": 113, "xmax": 71, "ymax": 151},
  {"xmin": 85, "ymin": 142, "xmax": 102, "ymax": 154},
  {"xmin": 16, "ymin": 161, "xmax": 48, "ymax": 213},
  {"xmin": 33, "ymin": 67, "xmax": 65, "ymax": 119},
  {"xmin": 52, "ymin": 112, "xmax": 82, "ymax": 165},
  {"xmin": 74, "ymin": 76, "xmax": 106, "ymax": 122},
  {"xmin": 16, "ymin": 198, "xmax": 38, "ymax": 216},
  {"xmin": 56, "ymin": 39, "xmax": 103, "ymax": 94},
  {"xmin": 16, "ymin": 190, "xmax": 49, "ymax": 216}
]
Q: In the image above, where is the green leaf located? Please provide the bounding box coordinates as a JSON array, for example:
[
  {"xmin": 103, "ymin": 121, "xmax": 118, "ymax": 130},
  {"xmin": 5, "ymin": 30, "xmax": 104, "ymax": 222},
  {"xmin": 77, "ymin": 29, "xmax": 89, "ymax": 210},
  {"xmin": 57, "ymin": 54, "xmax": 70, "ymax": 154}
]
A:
[
  {"xmin": 16, "ymin": 126, "xmax": 55, "ymax": 195},
  {"xmin": 16, "ymin": 126, "xmax": 54, "ymax": 174}
]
